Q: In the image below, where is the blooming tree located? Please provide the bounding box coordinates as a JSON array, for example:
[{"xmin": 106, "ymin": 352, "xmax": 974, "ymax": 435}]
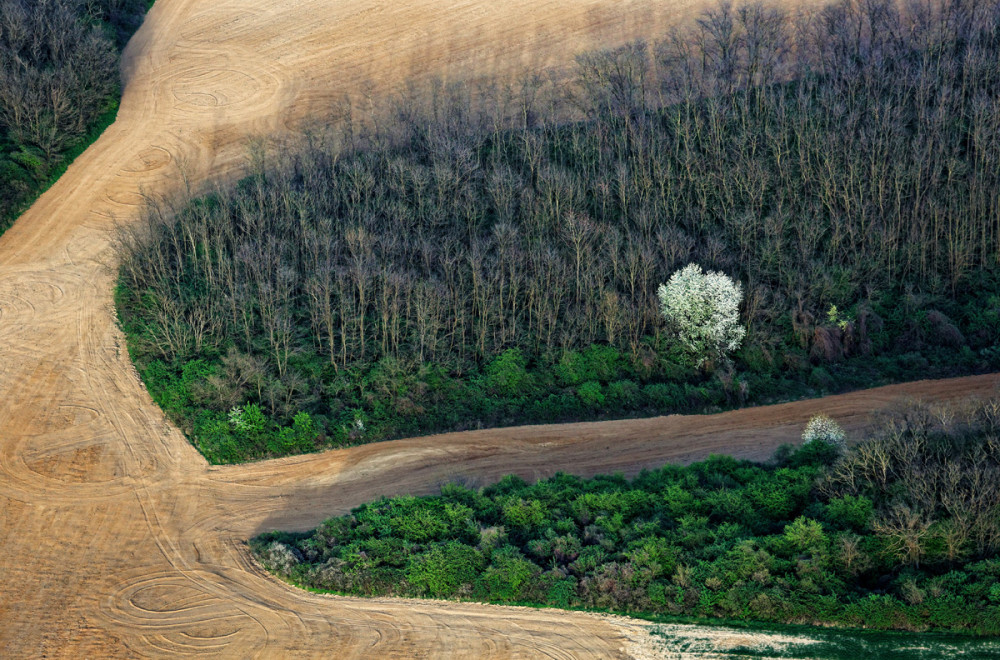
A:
[
  {"xmin": 657, "ymin": 263, "xmax": 745, "ymax": 367},
  {"xmin": 802, "ymin": 414, "xmax": 847, "ymax": 449}
]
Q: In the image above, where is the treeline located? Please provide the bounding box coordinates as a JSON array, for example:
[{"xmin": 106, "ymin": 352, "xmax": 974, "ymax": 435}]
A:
[
  {"xmin": 115, "ymin": 0, "xmax": 1000, "ymax": 462},
  {"xmin": 253, "ymin": 400, "xmax": 1000, "ymax": 634},
  {"xmin": 0, "ymin": 0, "xmax": 150, "ymax": 232}
]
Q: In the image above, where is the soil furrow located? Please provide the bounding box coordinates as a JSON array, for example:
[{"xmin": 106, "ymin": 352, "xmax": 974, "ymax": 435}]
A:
[{"xmin": 1, "ymin": 0, "xmax": 995, "ymax": 657}]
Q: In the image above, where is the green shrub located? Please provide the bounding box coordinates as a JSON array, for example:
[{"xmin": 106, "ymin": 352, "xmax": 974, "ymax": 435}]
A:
[
  {"xmin": 545, "ymin": 576, "xmax": 577, "ymax": 608},
  {"xmin": 407, "ymin": 542, "xmax": 485, "ymax": 598},
  {"xmin": 576, "ymin": 381, "xmax": 605, "ymax": 408},
  {"xmin": 554, "ymin": 350, "xmax": 587, "ymax": 386},
  {"xmin": 843, "ymin": 594, "xmax": 911, "ymax": 630},
  {"xmin": 480, "ymin": 545, "xmax": 540, "ymax": 602},
  {"xmin": 484, "ymin": 349, "xmax": 531, "ymax": 398},
  {"xmin": 502, "ymin": 498, "xmax": 546, "ymax": 533},
  {"xmin": 809, "ymin": 367, "xmax": 836, "ymax": 391},
  {"xmin": 290, "ymin": 411, "xmax": 318, "ymax": 450},
  {"xmin": 783, "ymin": 517, "xmax": 828, "ymax": 554},
  {"xmin": 581, "ymin": 345, "xmax": 624, "ymax": 382},
  {"xmin": 643, "ymin": 382, "xmax": 678, "ymax": 410},
  {"xmin": 826, "ymin": 495, "xmax": 874, "ymax": 531},
  {"xmin": 606, "ymin": 380, "xmax": 640, "ymax": 407}
]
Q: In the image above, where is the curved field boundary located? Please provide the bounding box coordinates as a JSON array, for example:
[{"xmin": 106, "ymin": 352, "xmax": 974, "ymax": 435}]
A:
[{"xmin": 0, "ymin": 0, "xmax": 996, "ymax": 657}]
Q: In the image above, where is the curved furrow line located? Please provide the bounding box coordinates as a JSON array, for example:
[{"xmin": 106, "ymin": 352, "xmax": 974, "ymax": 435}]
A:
[{"xmin": 2, "ymin": 0, "xmax": 997, "ymax": 657}]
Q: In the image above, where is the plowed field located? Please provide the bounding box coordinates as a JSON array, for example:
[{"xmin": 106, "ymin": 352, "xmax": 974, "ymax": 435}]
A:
[{"xmin": 1, "ymin": 0, "xmax": 997, "ymax": 656}]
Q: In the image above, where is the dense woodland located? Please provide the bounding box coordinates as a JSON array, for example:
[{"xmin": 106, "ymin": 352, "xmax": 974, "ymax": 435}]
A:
[
  {"xmin": 116, "ymin": 0, "xmax": 1000, "ymax": 463},
  {"xmin": 0, "ymin": 0, "xmax": 150, "ymax": 232},
  {"xmin": 254, "ymin": 401, "xmax": 1000, "ymax": 634}
]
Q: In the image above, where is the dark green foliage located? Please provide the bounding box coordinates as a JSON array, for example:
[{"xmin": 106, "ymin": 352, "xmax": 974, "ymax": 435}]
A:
[
  {"xmin": 407, "ymin": 542, "xmax": 485, "ymax": 598},
  {"xmin": 86, "ymin": 0, "xmax": 154, "ymax": 47},
  {"xmin": 115, "ymin": 0, "xmax": 1000, "ymax": 462},
  {"xmin": 484, "ymin": 349, "xmax": 532, "ymax": 398},
  {"xmin": 825, "ymin": 495, "xmax": 874, "ymax": 532},
  {"xmin": 253, "ymin": 401, "xmax": 1000, "ymax": 633},
  {"xmin": 480, "ymin": 545, "xmax": 540, "ymax": 602}
]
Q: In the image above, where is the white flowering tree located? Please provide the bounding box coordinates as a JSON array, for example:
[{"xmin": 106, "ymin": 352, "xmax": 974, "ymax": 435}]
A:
[
  {"xmin": 657, "ymin": 263, "xmax": 745, "ymax": 368},
  {"xmin": 802, "ymin": 414, "xmax": 847, "ymax": 449}
]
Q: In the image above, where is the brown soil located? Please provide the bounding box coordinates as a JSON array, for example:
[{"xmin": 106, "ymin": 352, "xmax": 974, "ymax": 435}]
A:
[{"xmin": 1, "ymin": 0, "xmax": 997, "ymax": 657}]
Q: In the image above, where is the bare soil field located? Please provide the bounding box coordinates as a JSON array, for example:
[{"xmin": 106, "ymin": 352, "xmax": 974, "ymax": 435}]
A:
[{"xmin": 1, "ymin": 0, "xmax": 998, "ymax": 657}]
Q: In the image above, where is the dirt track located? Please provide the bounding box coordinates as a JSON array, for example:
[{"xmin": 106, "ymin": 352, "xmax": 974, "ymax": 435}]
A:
[{"xmin": 1, "ymin": 0, "xmax": 998, "ymax": 657}]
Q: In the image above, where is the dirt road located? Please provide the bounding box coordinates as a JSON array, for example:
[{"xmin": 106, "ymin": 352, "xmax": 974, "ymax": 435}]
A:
[{"xmin": 1, "ymin": 0, "xmax": 997, "ymax": 657}]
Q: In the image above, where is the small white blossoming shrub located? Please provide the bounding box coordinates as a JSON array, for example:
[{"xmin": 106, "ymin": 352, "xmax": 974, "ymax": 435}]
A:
[
  {"xmin": 802, "ymin": 414, "xmax": 846, "ymax": 448},
  {"xmin": 229, "ymin": 406, "xmax": 247, "ymax": 431},
  {"xmin": 228, "ymin": 403, "xmax": 266, "ymax": 434},
  {"xmin": 657, "ymin": 263, "xmax": 746, "ymax": 368}
]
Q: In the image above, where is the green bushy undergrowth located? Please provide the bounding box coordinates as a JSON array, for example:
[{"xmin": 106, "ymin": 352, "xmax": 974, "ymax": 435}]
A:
[
  {"xmin": 253, "ymin": 401, "xmax": 1000, "ymax": 634},
  {"xmin": 116, "ymin": 279, "xmax": 998, "ymax": 464},
  {"xmin": 114, "ymin": 0, "xmax": 1000, "ymax": 463}
]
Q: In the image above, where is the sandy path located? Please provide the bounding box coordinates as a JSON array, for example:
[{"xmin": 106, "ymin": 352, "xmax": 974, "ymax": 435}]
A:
[{"xmin": 0, "ymin": 0, "xmax": 997, "ymax": 657}]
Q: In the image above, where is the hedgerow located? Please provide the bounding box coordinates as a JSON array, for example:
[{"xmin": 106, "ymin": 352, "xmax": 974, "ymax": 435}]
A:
[{"xmin": 253, "ymin": 400, "xmax": 1000, "ymax": 634}]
